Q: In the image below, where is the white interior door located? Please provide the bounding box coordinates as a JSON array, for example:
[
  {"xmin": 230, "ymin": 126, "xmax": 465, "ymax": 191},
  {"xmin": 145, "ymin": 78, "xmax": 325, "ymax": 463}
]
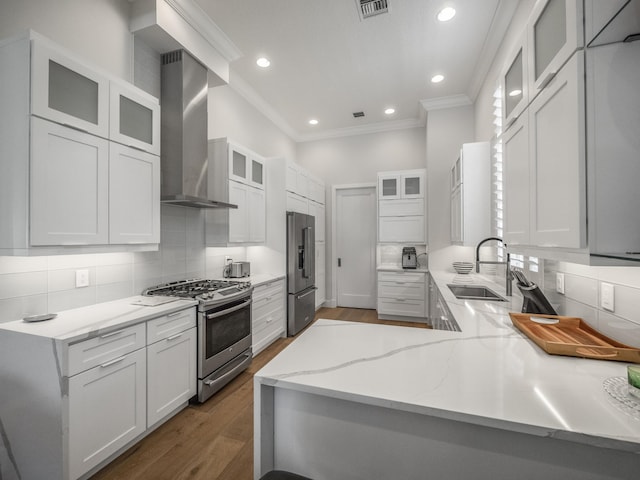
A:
[{"xmin": 336, "ymin": 186, "xmax": 376, "ymax": 308}]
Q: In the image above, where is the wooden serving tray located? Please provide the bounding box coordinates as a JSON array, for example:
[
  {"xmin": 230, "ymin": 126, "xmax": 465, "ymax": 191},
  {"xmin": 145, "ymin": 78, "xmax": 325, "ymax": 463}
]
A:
[{"xmin": 509, "ymin": 313, "xmax": 640, "ymax": 363}]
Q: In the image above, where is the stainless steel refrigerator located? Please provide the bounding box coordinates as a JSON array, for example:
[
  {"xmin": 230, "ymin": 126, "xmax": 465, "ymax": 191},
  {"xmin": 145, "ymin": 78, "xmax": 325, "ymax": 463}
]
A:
[{"xmin": 286, "ymin": 211, "xmax": 316, "ymax": 336}]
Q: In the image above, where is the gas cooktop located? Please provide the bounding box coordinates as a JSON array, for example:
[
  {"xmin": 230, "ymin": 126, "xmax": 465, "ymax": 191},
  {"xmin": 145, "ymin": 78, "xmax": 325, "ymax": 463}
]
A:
[{"xmin": 142, "ymin": 278, "xmax": 252, "ymax": 306}]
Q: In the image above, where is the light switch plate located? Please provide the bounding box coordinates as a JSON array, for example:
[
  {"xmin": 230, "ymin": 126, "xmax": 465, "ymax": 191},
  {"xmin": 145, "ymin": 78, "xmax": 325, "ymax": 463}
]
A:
[
  {"xmin": 75, "ymin": 269, "xmax": 89, "ymax": 288},
  {"xmin": 556, "ymin": 273, "xmax": 565, "ymax": 294},
  {"xmin": 601, "ymin": 282, "xmax": 615, "ymax": 311}
]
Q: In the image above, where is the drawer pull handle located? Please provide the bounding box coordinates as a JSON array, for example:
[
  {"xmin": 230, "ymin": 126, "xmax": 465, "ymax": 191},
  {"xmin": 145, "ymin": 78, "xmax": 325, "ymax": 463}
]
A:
[
  {"xmin": 395, "ymin": 282, "xmax": 406, "ymax": 285},
  {"xmin": 100, "ymin": 355, "xmax": 127, "ymax": 368},
  {"xmin": 100, "ymin": 329, "xmax": 125, "ymax": 339},
  {"xmin": 266, "ymin": 317, "xmax": 273, "ymax": 323},
  {"xmin": 166, "ymin": 333, "xmax": 183, "ymax": 341},
  {"xmin": 167, "ymin": 311, "xmax": 184, "ymax": 317},
  {"xmin": 396, "ymin": 298, "xmax": 406, "ymax": 302}
]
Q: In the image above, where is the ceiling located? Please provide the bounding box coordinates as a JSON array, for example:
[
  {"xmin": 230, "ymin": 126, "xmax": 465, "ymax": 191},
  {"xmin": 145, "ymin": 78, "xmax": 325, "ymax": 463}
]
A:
[{"xmin": 193, "ymin": 0, "xmax": 521, "ymax": 141}]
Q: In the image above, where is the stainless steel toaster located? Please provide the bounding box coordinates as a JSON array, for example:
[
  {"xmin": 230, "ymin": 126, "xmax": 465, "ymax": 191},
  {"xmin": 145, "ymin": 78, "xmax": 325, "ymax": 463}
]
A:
[{"xmin": 229, "ymin": 261, "xmax": 250, "ymax": 278}]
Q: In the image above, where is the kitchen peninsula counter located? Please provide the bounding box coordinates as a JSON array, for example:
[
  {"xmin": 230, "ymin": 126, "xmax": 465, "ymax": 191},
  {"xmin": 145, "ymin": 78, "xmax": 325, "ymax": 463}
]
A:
[{"xmin": 254, "ymin": 271, "xmax": 640, "ymax": 479}]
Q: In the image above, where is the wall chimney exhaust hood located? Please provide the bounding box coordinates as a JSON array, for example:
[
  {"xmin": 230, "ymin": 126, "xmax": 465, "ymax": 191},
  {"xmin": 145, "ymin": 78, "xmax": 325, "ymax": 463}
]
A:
[{"xmin": 160, "ymin": 50, "xmax": 236, "ymax": 209}]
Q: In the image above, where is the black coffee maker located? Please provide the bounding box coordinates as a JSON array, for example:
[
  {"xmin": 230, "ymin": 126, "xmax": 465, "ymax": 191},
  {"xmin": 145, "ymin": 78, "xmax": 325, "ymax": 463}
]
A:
[{"xmin": 402, "ymin": 247, "xmax": 418, "ymax": 269}]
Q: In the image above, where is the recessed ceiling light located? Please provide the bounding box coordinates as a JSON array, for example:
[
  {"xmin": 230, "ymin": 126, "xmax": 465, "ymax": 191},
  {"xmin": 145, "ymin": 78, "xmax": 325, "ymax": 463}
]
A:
[
  {"xmin": 256, "ymin": 57, "xmax": 271, "ymax": 68},
  {"xmin": 431, "ymin": 74, "xmax": 445, "ymax": 83},
  {"xmin": 508, "ymin": 89, "xmax": 523, "ymax": 97},
  {"xmin": 384, "ymin": 108, "xmax": 395, "ymax": 115},
  {"xmin": 437, "ymin": 7, "xmax": 456, "ymax": 22},
  {"xmin": 309, "ymin": 119, "xmax": 319, "ymax": 125}
]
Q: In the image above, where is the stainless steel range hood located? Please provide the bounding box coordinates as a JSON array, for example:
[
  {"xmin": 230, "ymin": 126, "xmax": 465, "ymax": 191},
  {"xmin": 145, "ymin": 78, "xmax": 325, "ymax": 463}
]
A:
[{"xmin": 160, "ymin": 50, "xmax": 236, "ymax": 209}]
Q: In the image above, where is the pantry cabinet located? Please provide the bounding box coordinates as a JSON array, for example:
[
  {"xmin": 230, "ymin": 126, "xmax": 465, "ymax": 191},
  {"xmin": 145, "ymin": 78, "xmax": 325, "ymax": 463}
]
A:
[
  {"xmin": 0, "ymin": 31, "xmax": 161, "ymax": 255},
  {"xmin": 378, "ymin": 170, "xmax": 424, "ymax": 200},
  {"xmin": 207, "ymin": 138, "xmax": 267, "ymax": 245}
]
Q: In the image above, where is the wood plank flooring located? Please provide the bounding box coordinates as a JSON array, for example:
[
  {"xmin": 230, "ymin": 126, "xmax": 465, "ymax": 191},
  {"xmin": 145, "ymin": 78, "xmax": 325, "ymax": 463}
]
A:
[{"xmin": 91, "ymin": 307, "xmax": 428, "ymax": 480}]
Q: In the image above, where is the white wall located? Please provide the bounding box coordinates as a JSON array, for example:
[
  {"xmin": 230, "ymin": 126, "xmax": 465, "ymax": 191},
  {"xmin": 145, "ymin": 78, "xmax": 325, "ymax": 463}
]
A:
[
  {"xmin": 0, "ymin": 0, "xmax": 133, "ymax": 82},
  {"xmin": 425, "ymin": 105, "xmax": 476, "ymax": 271}
]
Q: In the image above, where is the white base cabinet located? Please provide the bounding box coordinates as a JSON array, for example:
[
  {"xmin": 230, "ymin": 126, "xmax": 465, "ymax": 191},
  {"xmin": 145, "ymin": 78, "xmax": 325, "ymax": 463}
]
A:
[
  {"xmin": 377, "ymin": 271, "xmax": 428, "ymax": 321},
  {"xmin": 252, "ymin": 279, "xmax": 286, "ymax": 355}
]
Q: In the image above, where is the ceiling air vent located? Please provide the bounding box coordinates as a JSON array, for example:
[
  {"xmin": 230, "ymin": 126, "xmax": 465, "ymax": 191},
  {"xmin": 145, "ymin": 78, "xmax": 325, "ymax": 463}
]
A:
[
  {"xmin": 353, "ymin": 111, "xmax": 365, "ymax": 118},
  {"xmin": 357, "ymin": 0, "xmax": 389, "ymax": 20}
]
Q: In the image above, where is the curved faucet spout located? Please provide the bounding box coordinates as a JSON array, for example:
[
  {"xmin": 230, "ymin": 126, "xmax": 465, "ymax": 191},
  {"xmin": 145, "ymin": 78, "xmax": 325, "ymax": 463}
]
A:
[{"xmin": 475, "ymin": 236, "xmax": 512, "ymax": 296}]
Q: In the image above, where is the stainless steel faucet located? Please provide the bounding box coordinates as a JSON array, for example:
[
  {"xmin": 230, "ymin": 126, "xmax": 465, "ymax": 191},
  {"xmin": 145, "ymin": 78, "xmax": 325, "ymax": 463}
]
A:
[{"xmin": 475, "ymin": 236, "xmax": 512, "ymax": 296}]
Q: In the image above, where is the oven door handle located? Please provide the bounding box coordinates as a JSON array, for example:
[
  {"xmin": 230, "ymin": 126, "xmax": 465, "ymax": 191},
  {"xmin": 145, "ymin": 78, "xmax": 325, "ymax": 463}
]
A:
[{"xmin": 205, "ymin": 299, "xmax": 252, "ymax": 320}]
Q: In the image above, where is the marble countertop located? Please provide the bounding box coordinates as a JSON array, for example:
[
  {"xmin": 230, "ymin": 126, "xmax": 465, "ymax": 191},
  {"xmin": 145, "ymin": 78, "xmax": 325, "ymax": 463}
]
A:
[
  {"xmin": 377, "ymin": 264, "xmax": 429, "ymax": 273},
  {"xmin": 255, "ymin": 269, "xmax": 640, "ymax": 453},
  {"xmin": 0, "ymin": 296, "xmax": 197, "ymax": 343},
  {"xmin": 224, "ymin": 273, "xmax": 286, "ymax": 287}
]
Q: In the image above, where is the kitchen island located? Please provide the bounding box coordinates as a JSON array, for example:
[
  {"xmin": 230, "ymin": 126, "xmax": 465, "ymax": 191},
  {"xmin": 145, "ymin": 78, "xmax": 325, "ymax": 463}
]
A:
[{"xmin": 254, "ymin": 271, "xmax": 640, "ymax": 479}]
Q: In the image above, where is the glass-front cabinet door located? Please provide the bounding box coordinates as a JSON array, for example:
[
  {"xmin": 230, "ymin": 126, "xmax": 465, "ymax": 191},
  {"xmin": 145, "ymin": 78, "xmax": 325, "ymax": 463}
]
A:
[
  {"xmin": 229, "ymin": 144, "xmax": 249, "ymax": 184},
  {"xmin": 109, "ymin": 81, "xmax": 160, "ymax": 155},
  {"xmin": 527, "ymin": 0, "xmax": 583, "ymax": 99},
  {"xmin": 502, "ymin": 33, "xmax": 528, "ymax": 129},
  {"xmin": 378, "ymin": 174, "xmax": 400, "ymax": 199},
  {"xmin": 30, "ymin": 38, "xmax": 109, "ymax": 138},
  {"xmin": 250, "ymin": 157, "xmax": 265, "ymax": 189},
  {"xmin": 402, "ymin": 172, "xmax": 424, "ymax": 199}
]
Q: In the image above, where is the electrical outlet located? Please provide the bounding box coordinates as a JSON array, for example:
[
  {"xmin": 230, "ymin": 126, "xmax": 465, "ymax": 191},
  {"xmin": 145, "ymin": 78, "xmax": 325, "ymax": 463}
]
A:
[
  {"xmin": 556, "ymin": 273, "xmax": 565, "ymax": 294},
  {"xmin": 75, "ymin": 269, "xmax": 89, "ymax": 288},
  {"xmin": 601, "ymin": 282, "xmax": 615, "ymax": 312}
]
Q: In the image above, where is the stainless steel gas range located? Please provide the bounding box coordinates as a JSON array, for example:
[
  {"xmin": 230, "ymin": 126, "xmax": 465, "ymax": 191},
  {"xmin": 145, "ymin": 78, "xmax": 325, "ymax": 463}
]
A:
[{"xmin": 142, "ymin": 279, "xmax": 253, "ymax": 403}]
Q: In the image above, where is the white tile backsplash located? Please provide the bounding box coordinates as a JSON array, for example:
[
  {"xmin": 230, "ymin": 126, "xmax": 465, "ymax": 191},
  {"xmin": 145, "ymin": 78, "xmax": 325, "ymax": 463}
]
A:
[
  {"xmin": 563, "ymin": 273, "xmax": 598, "ymax": 308},
  {"xmin": 0, "ymin": 271, "xmax": 48, "ymax": 299}
]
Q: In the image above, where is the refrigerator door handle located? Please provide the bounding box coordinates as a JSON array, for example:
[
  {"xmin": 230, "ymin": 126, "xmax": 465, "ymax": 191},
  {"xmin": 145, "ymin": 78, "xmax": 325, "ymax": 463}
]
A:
[
  {"xmin": 302, "ymin": 226, "xmax": 312, "ymax": 278},
  {"xmin": 297, "ymin": 287, "xmax": 317, "ymax": 300}
]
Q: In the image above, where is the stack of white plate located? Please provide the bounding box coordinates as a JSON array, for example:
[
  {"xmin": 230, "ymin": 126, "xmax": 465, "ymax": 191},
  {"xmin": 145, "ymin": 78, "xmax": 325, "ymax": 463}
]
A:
[{"xmin": 452, "ymin": 261, "xmax": 474, "ymax": 274}]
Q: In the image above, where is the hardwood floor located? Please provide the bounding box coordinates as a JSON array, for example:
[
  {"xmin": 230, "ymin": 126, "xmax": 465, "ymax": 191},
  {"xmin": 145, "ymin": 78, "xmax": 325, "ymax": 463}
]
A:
[{"xmin": 91, "ymin": 307, "xmax": 427, "ymax": 480}]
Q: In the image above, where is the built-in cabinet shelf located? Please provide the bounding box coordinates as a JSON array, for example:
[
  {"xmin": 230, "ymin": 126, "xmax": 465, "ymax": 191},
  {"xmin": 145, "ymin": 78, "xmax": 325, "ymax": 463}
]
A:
[
  {"xmin": 0, "ymin": 30, "xmax": 161, "ymax": 255},
  {"xmin": 252, "ymin": 278, "xmax": 286, "ymax": 354},
  {"xmin": 377, "ymin": 169, "xmax": 426, "ymax": 244},
  {"xmin": 501, "ymin": 2, "xmax": 640, "ymax": 264},
  {"xmin": 450, "ymin": 142, "xmax": 491, "ymax": 246},
  {"xmin": 206, "ymin": 138, "xmax": 266, "ymax": 245}
]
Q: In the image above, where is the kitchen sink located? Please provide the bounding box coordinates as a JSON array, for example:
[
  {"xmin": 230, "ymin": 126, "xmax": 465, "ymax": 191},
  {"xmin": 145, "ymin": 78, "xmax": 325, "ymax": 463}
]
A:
[{"xmin": 447, "ymin": 284, "xmax": 507, "ymax": 302}]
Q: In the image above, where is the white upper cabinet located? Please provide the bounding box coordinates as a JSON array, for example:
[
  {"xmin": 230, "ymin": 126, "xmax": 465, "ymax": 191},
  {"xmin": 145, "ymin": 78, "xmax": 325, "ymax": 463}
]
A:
[
  {"xmin": 501, "ymin": 32, "xmax": 529, "ymax": 130},
  {"xmin": 109, "ymin": 80, "xmax": 160, "ymax": 155},
  {"xmin": 503, "ymin": 115, "xmax": 531, "ymax": 246},
  {"xmin": 527, "ymin": 0, "xmax": 583, "ymax": 100},
  {"xmin": 30, "ymin": 117, "xmax": 110, "ymax": 246},
  {"xmin": 109, "ymin": 143, "xmax": 160, "ymax": 244},
  {"xmin": 378, "ymin": 170, "xmax": 425, "ymax": 200},
  {"xmin": 228, "ymin": 143, "xmax": 265, "ymax": 189},
  {"xmin": 30, "ymin": 37, "xmax": 110, "ymax": 138}
]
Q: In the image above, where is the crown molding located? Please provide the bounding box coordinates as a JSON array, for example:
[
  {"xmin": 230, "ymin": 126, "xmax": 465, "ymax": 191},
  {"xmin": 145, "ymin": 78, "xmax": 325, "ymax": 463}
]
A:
[
  {"xmin": 296, "ymin": 116, "xmax": 426, "ymax": 143},
  {"xmin": 420, "ymin": 95, "xmax": 472, "ymax": 112},
  {"xmin": 159, "ymin": 0, "xmax": 242, "ymax": 62}
]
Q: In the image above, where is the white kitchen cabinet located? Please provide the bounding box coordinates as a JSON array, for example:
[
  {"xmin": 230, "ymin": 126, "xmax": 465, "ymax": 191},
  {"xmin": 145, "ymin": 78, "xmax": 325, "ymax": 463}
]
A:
[
  {"xmin": 147, "ymin": 309, "xmax": 197, "ymax": 428},
  {"xmin": 0, "ymin": 31, "xmax": 160, "ymax": 255},
  {"xmin": 206, "ymin": 138, "xmax": 267, "ymax": 246},
  {"xmin": 252, "ymin": 279, "xmax": 286, "ymax": 354},
  {"xmin": 286, "ymin": 191, "xmax": 309, "ymax": 214},
  {"xmin": 503, "ymin": 115, "xmax": 531, "ymax": 246},
  {"xmin": 109, "ymin": 143, "xmax": 160, "ymax": 244},
  {"xmin": 315, "ymin": 243, "xmax": 326, "ymax": 308},
  {"xmin": 427, "ymin": 274, "xmax": 460, "ymax": 331},
  {"xmin": 528, "ymin": 51, "xmax": 585, "ymax": 248},
  {"xmin": 68, "ymin": 347, "xmax": 147, "ymax": 479},
  {"xmin": 308, "ymin": 200, "xmax": 325, "ymax": 243},
  {"xmin": 286, "ymin": 161, "xmax": 310, "ymax": 198},
  {"xmin": 377, "ymin": 271, "xmax": 428, "ymax": 321},
  {"xmin": 527, "ymin": 0, "xmax": 583, "ymax": 100},
  {"xmin": 308, "ymin": 174, "xmax": 326, "ymax": 204},
  {"xmin": 378, "ymin": 170, "xmax": 424, "ymax": 200},
  {"xmin": 228, "ymin": 142, "xmax": 265, "ymax": 189},
  {"xmin": 30, "ymin": 34, "xmax": 110, "ymax": 138},
  {"xmin": 30, "ymin": 117, "xmax": 110, "ymax": 246},
  {"xmin": 450, "ymin": 142, "xmax": 491, "ymax": 246},
  {"xmin": 501, "ymin": 32, "xmax": 529, "ymax": 130},
  {"xmin": 109, "ymin": 80, "xmax": 160, "ymax": 155},
  {"xmin": 377, "ymin": 169, "xmax": 427, "ymax": 244}
]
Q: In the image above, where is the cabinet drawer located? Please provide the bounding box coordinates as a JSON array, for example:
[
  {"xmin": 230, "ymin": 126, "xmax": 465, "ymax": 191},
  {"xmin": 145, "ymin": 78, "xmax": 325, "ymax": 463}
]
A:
[
  {"xmin": 147, "ymin": 307, "xmax": 196, "ymax": 344},
  {"xmin": 377, "ymin": 271, "xmax": 425, "ymax": 284},
  {"xmin": 67, "ymin": 323, "xmax": 146, "ymax": 376},
  {"xmin": 377, "ymin": 298, "xmax": 425, "ymax": 317},
  {"xmin": 253, "ymin": 280, "xmax": 284, "ymax": 307},
  {"xmin": 378, "ymin": 282, "xmax": 425, "ymax": 301},
  {"xmin": 379, "ymin": 216, "xmax": 425, "ymax": 243},
  {"xmin": 379, "ymin": 199, "xmax": 424, "ymax": 216},
  {"xmin": 253, "ymin": 306, "xmax": 285, "ymax": 336}
]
